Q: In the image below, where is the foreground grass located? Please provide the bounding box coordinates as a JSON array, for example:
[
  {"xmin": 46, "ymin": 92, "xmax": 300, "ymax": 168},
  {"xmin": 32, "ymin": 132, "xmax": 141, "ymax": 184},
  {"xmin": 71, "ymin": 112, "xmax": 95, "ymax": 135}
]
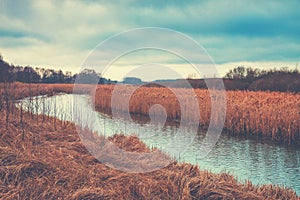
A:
[{"xmin": 0, "ymin": 109, "xmax": 298, "ymax": 199}]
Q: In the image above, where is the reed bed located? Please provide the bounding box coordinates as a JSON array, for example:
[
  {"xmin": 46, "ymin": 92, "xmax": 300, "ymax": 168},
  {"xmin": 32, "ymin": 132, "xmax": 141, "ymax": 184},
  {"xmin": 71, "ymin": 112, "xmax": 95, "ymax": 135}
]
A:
[
  {"xmin": 0, "ymin": 107, "xmax": 298, "ymax": 199},
  {"xmin": 94, "ymin": 85, "xmax": 300, "ymax": 145},
  {"xmin": 0, "ymin": 82, "xmax": 92, "ymax": 100},
  {"xmin": 2, "ymin": 82, "xmax": 299, "ymax": 145}
]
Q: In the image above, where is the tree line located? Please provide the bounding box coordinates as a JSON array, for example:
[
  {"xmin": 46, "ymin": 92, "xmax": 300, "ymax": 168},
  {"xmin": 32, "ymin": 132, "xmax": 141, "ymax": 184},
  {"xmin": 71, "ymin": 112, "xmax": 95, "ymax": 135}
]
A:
[
  {"xmin": 150, "ymin": 66, "xmax": 300, "ymax": 92},
  {"xmin": 0, "ymin": 54, "xmax": 116, "ymax": 84},
  {"xmin": 1, "ymin": 53, "xmax": 299, "ymax": 92},
  {"xmin": 224, "ymin": 66, "xmax": 300, "ymax": 92}
]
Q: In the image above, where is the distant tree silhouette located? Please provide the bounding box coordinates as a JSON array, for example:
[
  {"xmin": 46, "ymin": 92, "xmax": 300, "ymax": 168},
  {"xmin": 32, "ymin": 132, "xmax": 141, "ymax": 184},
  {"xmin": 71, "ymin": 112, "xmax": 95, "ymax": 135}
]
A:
[
  {"xmin": 225, "ymin": 66, "xmax": 247, "ymax": 79},
  {"xmin": 0, "ymin": 55, "xmax": 10, "ymax": 82},
  {"xmin": 0, "ymin": 54, "xmax": 117, "ymax": 84},
  {"xmin": 224, "ymin": 66, "xmax": 300, "ymax": 92},
  {"xmin": 75, "ymin": 69, "xmax": 99, "ymax": 84},
  {"xmin": 2, "ymin": 52, "xmax": 298, "ymax": 92}
]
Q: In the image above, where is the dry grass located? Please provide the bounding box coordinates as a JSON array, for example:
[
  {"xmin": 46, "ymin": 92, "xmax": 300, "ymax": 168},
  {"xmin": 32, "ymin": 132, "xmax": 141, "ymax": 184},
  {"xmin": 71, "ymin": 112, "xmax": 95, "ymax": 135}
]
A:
[
  {"xmin": 0, "ymin": 82, "xmax": 92, "ymax": 100},
  {"xmin": 94, "ymin": 85, "xmax": 300, "ymax": 145},
  {"xmin": 0, "ymin": 108, "xmax": 298, "ymax": 199},
  {"xmin": 3, "ymin": 82, "xmax": 298, "ymax": 145},
  {"xmin": 0, "ymin": 83, "xmax": 298, "ymax": 199}
]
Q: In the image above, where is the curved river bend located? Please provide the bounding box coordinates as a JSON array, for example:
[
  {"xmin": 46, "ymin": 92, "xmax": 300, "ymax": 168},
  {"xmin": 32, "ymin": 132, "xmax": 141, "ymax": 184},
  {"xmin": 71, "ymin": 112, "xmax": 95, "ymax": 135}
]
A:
[{"xmin": 18, "ymin": 94, "xmax": 300, "ymax": 195}]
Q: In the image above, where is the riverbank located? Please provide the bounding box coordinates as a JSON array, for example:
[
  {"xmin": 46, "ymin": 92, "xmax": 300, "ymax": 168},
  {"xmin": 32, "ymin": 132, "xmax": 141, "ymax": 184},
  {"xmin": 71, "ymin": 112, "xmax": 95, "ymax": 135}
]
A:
[
  {"xmin": 0, "ymin": 103, "xmax": 299, "ymax": 199},
  {"xmin": 93, "ymin": 85, "xmax": 300, "ymax": 145},
  {"xmin": 0, "ymin": 82, "xmax": 92, "ymax": 100},
  {"xmin": 2, "ymin": 82, "xmax": 299, "ymax": 145}
]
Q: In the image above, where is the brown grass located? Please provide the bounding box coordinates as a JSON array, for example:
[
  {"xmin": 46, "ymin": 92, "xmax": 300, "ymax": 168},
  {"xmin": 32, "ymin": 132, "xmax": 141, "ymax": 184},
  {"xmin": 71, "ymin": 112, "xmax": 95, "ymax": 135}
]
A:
[
  {"xmin": 0, "ymin": 82, "xmax": 92, "ymax": 100},
  {"xmin": 0, "ymin": 109, "xmax": 298, "ymax": 199},
  {"xmin": 94, "ymin": 85, "xmax": 300, "ymax": 145},
  {"xmin": 0, "ymin": 84, "xmax": 299, "ymax": 199},
  {"xmin": 2, "ymin": 82, "xmax": 299, "ymax": 145}
]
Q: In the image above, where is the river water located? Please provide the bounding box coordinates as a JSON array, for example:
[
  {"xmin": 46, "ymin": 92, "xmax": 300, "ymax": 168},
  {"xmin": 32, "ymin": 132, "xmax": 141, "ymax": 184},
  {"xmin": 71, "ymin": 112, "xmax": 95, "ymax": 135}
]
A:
[{"xmin": 18, "ymin": 94, "xmax": 300, "ymax": 194}]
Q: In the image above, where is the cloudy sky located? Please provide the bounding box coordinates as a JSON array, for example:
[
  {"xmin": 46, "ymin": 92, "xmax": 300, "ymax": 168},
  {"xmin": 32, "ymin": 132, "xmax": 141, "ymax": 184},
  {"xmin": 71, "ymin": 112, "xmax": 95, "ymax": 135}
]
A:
[{"xmin": 0, "ymin": 0, "xmax": 299, "ymax": 80}]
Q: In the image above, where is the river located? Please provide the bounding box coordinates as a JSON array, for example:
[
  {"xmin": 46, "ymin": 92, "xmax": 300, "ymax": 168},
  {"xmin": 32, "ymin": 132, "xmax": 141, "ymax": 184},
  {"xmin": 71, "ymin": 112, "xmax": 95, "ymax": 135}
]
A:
[{"xmin": 18, "ymin": 94, "xmax": 300, "ymax": 194}]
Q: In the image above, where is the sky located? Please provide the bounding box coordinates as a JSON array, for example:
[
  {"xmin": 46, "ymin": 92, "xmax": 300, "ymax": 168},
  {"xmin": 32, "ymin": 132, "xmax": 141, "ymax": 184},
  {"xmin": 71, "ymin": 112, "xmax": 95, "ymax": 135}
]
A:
[{"xmin": 0, "ymin": 0, "xmax": 300, "ymax": 81}]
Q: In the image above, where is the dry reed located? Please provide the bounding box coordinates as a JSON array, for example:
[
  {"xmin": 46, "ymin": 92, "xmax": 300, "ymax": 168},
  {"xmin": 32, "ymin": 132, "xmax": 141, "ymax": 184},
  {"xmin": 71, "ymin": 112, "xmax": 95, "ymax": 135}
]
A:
[
  {"xmin": 0, "ymin": 108, "xmax": 298, "ymax": 199},
  {"xmin": 94, "ymin": 85, "xmax": 300, "ymax": 145},
  {"xmin": 0, "ymin": 83, "xmax": 298, "ymax": 199}
]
